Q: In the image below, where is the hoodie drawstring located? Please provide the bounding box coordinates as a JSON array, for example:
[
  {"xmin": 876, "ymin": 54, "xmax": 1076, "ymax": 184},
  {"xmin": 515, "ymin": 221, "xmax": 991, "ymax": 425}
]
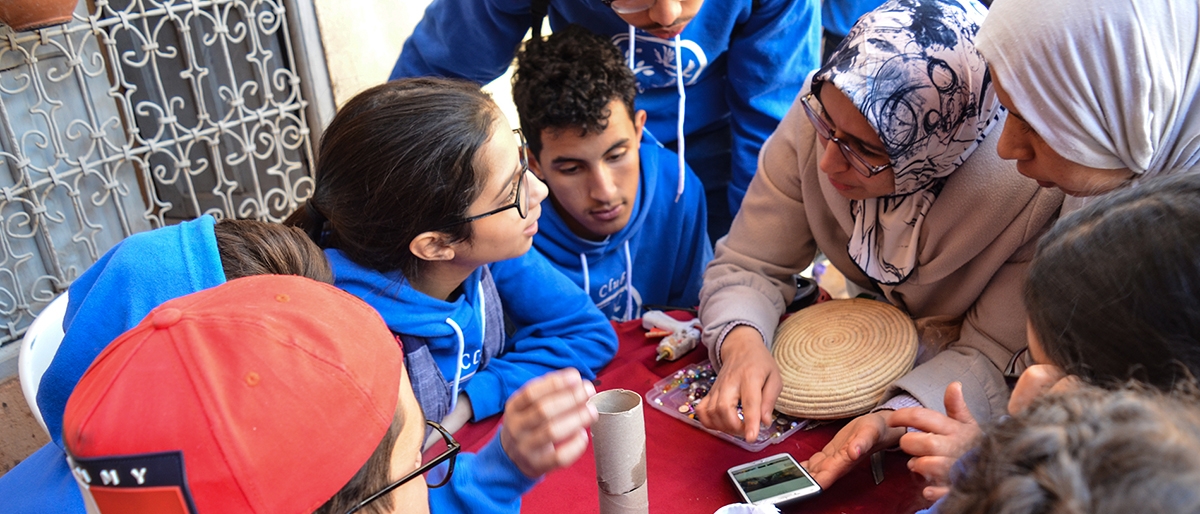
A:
[
  {"xmin": 580, "ymin": 253, "xmax": 591, "ymax": 295},
  {"xmin": 445, "ymin": 280, "xmax": 486, "ymax": 414},
  {"xmin": 445, "ymin": 317, "xmax": 465, "ymax": 413},
  {"xmin": 673, "ymin": 34, "xmax": 686, "ymax": 203},
  {"xmin": 625, "ymin": 26, "xmax": 687, "ymax": 203},
  {"xmin": 627, "ymin": 25, "xmax": 636, "ymax": 69},
  {"xmin": 623, "ymin": 240, "xmax": 635, "ymax": 320}
]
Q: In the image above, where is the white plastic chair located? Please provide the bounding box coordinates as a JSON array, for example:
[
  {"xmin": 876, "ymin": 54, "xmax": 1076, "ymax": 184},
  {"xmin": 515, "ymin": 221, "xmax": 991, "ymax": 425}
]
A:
[{"xmin": 18, "ymin": 292, "xmax": 69, "ymax": 437}]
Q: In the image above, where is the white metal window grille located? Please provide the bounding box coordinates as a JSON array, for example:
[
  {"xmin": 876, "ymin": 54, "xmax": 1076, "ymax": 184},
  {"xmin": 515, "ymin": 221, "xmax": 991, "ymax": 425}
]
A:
[{"xmin": 0, "ymin": 0, "xmax": 323, "ymax": 346}]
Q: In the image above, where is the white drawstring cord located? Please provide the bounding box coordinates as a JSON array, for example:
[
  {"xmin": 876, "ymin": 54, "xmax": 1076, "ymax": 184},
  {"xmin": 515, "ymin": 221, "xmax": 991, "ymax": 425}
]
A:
[
  {"xmin": 623, "ymin": 240, "xmax": 635, "ymax": 321},
  {"xmin": 580, "ymin": 253, "xmax": 591, "ymax": 295},
  {"xmin": 627, "ymin": 25, "xmax": 636, "ymax": 69},
  {"xmin": 445, "ymin": 317, "xmax": 465, "ymax": 413},
  {"xmin": 674, "ymin": 34, "xmax": 686, "ymax": 202}
]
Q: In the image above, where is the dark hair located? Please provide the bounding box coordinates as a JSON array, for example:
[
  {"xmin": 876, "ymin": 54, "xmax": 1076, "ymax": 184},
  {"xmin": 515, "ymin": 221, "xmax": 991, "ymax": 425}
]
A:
[
  {"xmin": 1024, "ymin": 172, "xmax": 1200, "ymax": 390},
  {"xmin": 284, "ymin": 78, "xmax": 499, "ymax": 282},
  {"xmin": 314, "ymin": 411, "xmax": 403, "ymax": 514},
  {"xmin": 511, "ymin": 24, "xmax": 638, "ymax": 158},
  {"xmin": 213, "ymin": 219, "xmax": 333, "ymax": 284},
  {"xmin": 937, "ymin": 383, "xmax": 1200, "ymax": 514}
]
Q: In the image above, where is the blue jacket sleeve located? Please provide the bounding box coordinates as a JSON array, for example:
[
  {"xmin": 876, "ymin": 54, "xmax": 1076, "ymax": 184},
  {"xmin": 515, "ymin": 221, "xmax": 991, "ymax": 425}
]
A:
[
  {"xmin": 428, "ymin": 431, "xmax": 538, "ymax": 513},
  {"xmin": 724, "ymin": 0, "xmax": 821, "ymax": 213},
  {"xmin": 391, "ymin": 0, "xmax": 530, "ymax": 83},
  {"xmin": 463, "ymin": 248, "xmax": 617, "ymax": 419}
]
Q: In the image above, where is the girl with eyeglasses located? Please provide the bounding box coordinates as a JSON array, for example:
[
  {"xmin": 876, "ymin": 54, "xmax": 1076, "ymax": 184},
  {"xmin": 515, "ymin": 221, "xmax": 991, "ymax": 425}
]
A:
[
  {"xmin": 285, "ymin": 78, "xmax": 616, "ymax": 443},
  {"xmin": 694, "ymin": 0, "xmax": 1063, "ymax": 491}
]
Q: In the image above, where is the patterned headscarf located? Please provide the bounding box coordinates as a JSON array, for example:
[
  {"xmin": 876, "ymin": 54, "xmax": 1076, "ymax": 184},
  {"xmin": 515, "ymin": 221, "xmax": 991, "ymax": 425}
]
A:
[{"xmin": 815, "ymin": 0, "xmax": 1000, "ymax": 285}]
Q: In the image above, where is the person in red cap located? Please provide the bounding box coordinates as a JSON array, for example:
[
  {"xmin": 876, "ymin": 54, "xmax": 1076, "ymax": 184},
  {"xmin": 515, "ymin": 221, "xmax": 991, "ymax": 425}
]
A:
[{"xmin": 61, "ymin": 275, "xmax": 598, "ymax": 513}]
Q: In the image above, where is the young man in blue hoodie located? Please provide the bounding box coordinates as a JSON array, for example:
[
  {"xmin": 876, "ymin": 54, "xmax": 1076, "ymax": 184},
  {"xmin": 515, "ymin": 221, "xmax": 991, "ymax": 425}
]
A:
[
  {"xmin": 393, "ymin": 0, "xmax": 821, "ymax": 240},
  {"xmin": 512, "ymin": 25, "xmax": 713, "ymax": 322}
]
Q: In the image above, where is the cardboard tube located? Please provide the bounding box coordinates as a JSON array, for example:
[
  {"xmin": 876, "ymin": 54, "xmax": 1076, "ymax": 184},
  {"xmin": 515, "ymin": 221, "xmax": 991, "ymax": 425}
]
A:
[{"xmin": 589, "ymin": 389, "xmax": 648, "ymax": 514}]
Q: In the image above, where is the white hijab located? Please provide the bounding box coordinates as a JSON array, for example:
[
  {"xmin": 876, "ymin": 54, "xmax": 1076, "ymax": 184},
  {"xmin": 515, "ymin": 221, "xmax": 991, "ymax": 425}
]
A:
[
  {"xmin": 977, "ymin": 0, "xmax": 1200, "ymax": 178},
  {"xmin": 816, "ymin": 0, "xmax": 1000, "ymax": 285}
]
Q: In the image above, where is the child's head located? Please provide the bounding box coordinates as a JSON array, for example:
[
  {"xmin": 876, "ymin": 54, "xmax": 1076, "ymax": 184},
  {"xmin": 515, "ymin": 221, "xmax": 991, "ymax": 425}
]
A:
[
  {"xmin": 213, "ymin": 218, "xmax": 333, "ymax": 283},
  {"xmin": 937, "ymin": 384, "xmax": 1200, "ymax": 514},
  {"xmin": 286, "ymin": 77, "xmax": 545, "ymax": 281},
  {"xmin": 1024, "ymin": 172, "xmax": 1200, "ymax": 390},
  {"xmin": 512, "ymin": 25, "xmax": 645, "ymax": 240},
  {"xmin": 62, "ymin": 275, "xmax": 435, "ymax": 514}
]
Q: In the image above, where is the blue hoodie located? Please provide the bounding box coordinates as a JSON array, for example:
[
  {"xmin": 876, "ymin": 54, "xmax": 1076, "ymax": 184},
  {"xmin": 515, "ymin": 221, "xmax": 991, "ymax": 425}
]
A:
[
  {"xmin": 391, "ymin": 0, "xmax": 820, "ymax": 213},
  {"xmin": 328, "ymin": 246, "xmax": 617, "ymax": 421},
  {"xmin": 0, "ymin": 216, "xmax": 226, "ymax": 514},
  {"xmin": 823, "ymin": 0, "xmax": 886, "ymax": 37},
  {"xmin": 534, "ymin": 134, "xmax": 712, "ymax": 321}
]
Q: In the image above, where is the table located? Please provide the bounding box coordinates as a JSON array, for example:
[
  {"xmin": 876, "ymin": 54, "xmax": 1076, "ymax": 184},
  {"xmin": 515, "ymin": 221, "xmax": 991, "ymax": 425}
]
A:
[{"xmin": 449, "ymin": 315, "xmax": 930, "ymax": 514}]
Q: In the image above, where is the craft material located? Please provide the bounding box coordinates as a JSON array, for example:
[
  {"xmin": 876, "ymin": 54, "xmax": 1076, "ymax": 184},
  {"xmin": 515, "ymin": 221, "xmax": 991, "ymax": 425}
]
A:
[
  {"xmin": 646, "ymin": 361, "xmax": 809, "ymax": 452},
  {"xmin": 641, "ymin": 310, "xmax": 702, "ymax": 361},
  {"xmin": 870, "ymin": 451, "xmax": 885, "ymax": 485},
  {"xmin": 589, "ymin": 389, "xmax": 650, "ymax": 514},
  {"xmin": 772, "ymin": 298, "xmax": 919, "ymax": 419}
]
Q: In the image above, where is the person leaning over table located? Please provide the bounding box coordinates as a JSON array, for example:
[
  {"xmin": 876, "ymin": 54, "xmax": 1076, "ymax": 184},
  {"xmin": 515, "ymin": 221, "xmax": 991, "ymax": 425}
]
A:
[
  {"xmin": 976, "ymin": 0, "xmax": 1200, "ymax": 216},
  {"xmin": 693, "ymin": 0, "xmax": 1062, "ymax": 489}
]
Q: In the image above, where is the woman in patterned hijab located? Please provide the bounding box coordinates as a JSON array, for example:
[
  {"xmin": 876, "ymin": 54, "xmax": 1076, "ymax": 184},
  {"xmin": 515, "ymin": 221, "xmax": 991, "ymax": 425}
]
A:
[
  {"xmin": 696, "ymin": 0, "xmax": 1063, "ymax": 491},
  {"xmin": 814, "ymin": 0, "xmax": 1001, "ymax": 284}
]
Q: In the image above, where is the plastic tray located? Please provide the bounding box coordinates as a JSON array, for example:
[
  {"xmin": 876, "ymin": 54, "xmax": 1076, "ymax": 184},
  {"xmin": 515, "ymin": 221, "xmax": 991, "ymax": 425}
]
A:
[{"xmin": 646, "ymin": 360, "xmax": 810, "ymax": 452}]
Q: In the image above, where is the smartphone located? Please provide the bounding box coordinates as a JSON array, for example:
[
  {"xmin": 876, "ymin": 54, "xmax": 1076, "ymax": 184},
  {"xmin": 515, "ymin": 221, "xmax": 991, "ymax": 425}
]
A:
[{"xmin": 727, "ymin": 453, "xmax": 822, "ymax": 507}]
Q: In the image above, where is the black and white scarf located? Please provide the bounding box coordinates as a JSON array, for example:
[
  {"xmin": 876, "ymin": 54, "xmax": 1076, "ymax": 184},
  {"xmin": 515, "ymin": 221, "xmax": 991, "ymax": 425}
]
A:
[{"xmin": 816, "ymin": 0, "xmax": 1000, "ymax": 285}]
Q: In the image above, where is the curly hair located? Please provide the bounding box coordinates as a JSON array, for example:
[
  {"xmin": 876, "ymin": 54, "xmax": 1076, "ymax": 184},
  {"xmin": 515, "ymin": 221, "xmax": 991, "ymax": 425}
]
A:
[
  {"xmin": 1024, "ymin": 172, "xmax": 1200, "ymax": 390},
  {"xmin": 937, "ymin": 383, "xmax": 1200, "ymax": 514},
  {"xmin": 512, "ymin": 24, "xmax": 638, "ymax": 157}
]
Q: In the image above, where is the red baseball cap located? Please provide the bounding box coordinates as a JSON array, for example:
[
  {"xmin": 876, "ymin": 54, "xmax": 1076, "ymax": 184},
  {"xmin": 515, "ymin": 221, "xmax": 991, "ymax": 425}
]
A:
[{"xmin": 62, "ymin": 275, "xmax": 402, "ymax": 514}]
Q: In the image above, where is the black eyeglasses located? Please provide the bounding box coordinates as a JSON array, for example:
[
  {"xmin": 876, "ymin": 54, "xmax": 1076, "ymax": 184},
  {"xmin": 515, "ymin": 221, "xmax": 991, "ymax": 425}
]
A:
[
  {"xmin": 800, "ymin": 93, "xmax": 892, "ymax": 178},
  {"xmin": 437, "ymin": 129, "xmax": 533, "ymax": 231},
  {"xmin": 344, "ymin": 420, "xmax": 460, "ymax": 514}
]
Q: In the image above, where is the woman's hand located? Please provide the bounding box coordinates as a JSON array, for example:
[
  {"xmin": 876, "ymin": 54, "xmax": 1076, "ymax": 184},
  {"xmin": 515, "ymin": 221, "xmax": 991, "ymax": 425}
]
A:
[
  {"xmin": 888, "ymin": 382, "xmax": 979, "ymax": 501},
  {"xmin": 801, "ymin": 410, "xmax": 904, "ymax": 488},
  {"xmin": 1008, "ymin": 364, "xmax": 1073, "ymax": 415},
  {"xmin": 500, "ymin": 368, "xmax": 598, "ymax": 478},
  {"xmin": 695, "ymin": 326, "xmax": 782, "ymax": 442}
]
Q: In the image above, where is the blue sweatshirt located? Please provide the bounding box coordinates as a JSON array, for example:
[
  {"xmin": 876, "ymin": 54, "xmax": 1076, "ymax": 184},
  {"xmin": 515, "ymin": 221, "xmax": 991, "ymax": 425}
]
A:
[
  {"xmin": 534, "ymin": 135, "xmax": 712, "ymax": 321},
  {"xmin": 823, "ymin": 0, "xmax": 886, "ymax": 37},
  {"xmin": 328, "ymin": 247, "xmax": 617, "ymax": 420},
  {"xmin": 392, "ymin": 0, "xmax": 821, "ymax": 213},
  {"xmin": 429, "ymin": 432, "xmax": 539, "ymax": 513},
  {"xmin": 0, "ymin": 216, "xmax": 226, "ymax": 514}
]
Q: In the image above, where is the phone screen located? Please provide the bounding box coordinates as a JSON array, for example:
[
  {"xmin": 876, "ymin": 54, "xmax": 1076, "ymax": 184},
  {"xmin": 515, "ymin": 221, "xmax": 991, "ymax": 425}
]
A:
[{"xmin": 730, "ymin": 455, "xmax": 816, "ymax": 503}]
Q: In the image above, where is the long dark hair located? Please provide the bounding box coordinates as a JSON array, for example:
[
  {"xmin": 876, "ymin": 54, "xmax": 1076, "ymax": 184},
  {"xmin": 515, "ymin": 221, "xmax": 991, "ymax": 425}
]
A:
[
  {"xmin": 1025, "ymin": 172, "xmax": 1200, "ymax": 390},
  {"xmin": 285, "ymin": 78, "xmax": 499, "ymax": 282}
]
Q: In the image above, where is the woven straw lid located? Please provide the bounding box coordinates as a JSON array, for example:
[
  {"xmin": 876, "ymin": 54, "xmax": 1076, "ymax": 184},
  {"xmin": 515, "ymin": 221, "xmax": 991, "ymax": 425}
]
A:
[{"xmin": 772, "ymin": 298, "xmax": 918, "ymax": 420}]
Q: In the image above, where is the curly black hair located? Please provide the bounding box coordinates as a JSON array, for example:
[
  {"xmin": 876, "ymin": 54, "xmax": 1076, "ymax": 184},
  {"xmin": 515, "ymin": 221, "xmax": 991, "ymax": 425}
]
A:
[
  {"xmin": 512, "ymin": 24, "xmax": 638, "ymax": 158},
  {"xmin": 937, "ymin": 383, "xmax": 1200, "ymax": 514}
]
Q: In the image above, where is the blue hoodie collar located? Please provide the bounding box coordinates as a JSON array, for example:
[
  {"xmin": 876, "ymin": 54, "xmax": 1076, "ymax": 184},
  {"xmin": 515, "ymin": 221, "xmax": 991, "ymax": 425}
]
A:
[{"xmin": 326, "ymin": 249, "xmax": 484, "ymax": 340}]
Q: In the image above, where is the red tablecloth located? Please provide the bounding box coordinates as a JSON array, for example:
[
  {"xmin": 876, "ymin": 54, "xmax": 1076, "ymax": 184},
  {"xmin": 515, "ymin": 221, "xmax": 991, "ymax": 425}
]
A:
[{"xmin": 449, "ymin": 315, "xmax": 930, "ymax": 514}]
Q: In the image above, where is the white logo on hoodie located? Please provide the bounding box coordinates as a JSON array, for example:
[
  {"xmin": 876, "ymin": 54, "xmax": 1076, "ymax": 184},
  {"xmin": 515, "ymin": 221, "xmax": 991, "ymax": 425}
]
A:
[{"xmin": 611, "ymin": 34, "xmax": 708, "ymax": 91}]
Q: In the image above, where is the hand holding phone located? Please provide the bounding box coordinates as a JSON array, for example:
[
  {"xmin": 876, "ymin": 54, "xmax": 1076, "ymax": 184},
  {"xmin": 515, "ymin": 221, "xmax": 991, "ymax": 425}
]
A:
[{"xmin": 727, "ymin": 453, "xmax": 821, "ymax": 506}]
